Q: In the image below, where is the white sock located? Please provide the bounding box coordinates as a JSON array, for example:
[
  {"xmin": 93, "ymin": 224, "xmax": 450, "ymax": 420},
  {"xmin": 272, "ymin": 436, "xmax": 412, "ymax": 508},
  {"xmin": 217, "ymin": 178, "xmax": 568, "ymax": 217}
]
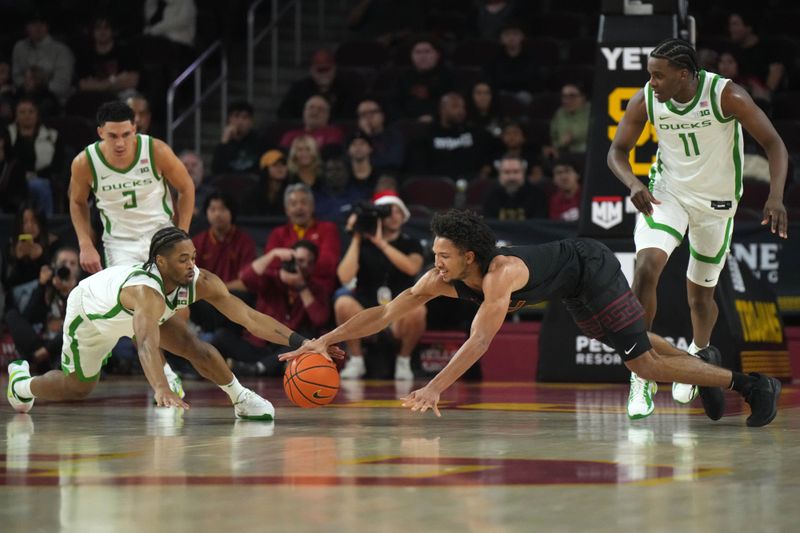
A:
[
  {"xmin": 396, "ymin": 355, "xmax": 411, "ymax": 366},
  {"xmin": 347, "ymin": 355, "xmax": 364, "ymax": 365},
  {"xmin": 13, "ymin": 377, "xmax": 35, "ymax": 400},
  {"xmin": 220, "ymin": 376, "xmax": 246, "ymax": 403},
  {"xmin": 687, "ymin": 341, "xmax": 707, "ymax": 356}
]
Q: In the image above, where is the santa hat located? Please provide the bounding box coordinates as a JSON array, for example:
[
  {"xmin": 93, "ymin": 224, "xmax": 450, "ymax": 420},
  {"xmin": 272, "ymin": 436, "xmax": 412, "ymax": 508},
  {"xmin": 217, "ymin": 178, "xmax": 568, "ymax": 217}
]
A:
[{"xmin": 373, "ymin": 191, "xmax": 410, "ymax": 222}]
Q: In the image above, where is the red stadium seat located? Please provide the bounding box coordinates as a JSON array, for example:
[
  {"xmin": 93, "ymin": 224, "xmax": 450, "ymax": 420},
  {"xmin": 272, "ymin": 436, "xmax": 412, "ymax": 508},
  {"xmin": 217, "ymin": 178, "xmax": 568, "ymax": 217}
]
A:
[{"xmin": 400, "ymin": 176, "xmax": 457, "ymax": 210}]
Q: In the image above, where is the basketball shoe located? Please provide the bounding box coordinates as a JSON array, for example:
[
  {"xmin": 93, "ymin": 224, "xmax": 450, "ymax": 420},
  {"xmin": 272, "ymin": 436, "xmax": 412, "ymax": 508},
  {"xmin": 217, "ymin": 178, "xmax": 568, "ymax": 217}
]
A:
[
  {"xmin": 7, "ymin": 360, "xmax": 34, "ymax": 414},
  {"xmin": 152, "ymin": 363, "xmax": 185, "ymax": 405},
  {"xmin": 671, "ymin": 343, "xmax": 701, "ymax": 404},
  {"xmin": 394, "ymin": 356, "xmax": 414, "ymax": 380},
  {"xmin": 696, "ymin": 346, "xmax": 725, "ymax": 420},
  {"xmin": 340, "ymin": 356, "xmax": 366, "ymax": 379},
  {"xmin": 743, "ymin": 373, "xmax": 781, "ymax": 427},
  {"xmin": 627, "ymin": 372, "xmax": 657, "ymax": 419},
  {"xmin": 234, "ymin": 389, "xmax": 275, "ymax": 421}
]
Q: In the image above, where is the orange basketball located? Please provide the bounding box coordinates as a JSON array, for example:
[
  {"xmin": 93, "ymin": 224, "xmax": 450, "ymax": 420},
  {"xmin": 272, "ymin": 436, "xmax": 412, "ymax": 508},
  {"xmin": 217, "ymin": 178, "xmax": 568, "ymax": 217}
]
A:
[{"xmin": 283, "ymin": 353, "xmax": 340, "ymax": 408}]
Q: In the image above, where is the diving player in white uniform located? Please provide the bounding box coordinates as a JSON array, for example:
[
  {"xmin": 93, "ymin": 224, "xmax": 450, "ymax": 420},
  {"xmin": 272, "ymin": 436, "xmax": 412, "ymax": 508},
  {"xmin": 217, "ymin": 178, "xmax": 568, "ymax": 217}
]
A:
[
  {"xmin": 608, "ymin": 38, "xmax": 789, "ymax": 419},
  {"xmin": 7, "ymin": 227, "xmax": 344, "ymax": 419},
  {"xmin": 68, "ymin": 100, "xmax": 196, "ymax": 399}
]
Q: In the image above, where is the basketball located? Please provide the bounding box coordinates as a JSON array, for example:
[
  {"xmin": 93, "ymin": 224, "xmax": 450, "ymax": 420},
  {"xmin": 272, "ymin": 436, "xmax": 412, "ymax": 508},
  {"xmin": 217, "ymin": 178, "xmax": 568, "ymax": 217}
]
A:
[{"xmin": 283, "ymin": 353, "xmax": 340, "ymax": 408}]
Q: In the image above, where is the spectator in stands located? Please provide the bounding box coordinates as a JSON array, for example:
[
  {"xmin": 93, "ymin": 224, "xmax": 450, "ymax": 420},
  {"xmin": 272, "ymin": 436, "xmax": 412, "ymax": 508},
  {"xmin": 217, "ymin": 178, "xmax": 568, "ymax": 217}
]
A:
[
  {"xmin": 728, "ymin": 11, "xmax": 785, "ymax": 93},
  {"xmin": 278, "ymin": 49, "xmax": 359, "ymax": 121},
  {"xmin": 485, "ymin": 20, "xmax": 542, "ymax": 102},
  {"xmin": 242, "ymin": 149, "xmax": 289, "ymax": 216},
  {"xmin": 11, "ymin": 12, "xmax": 75, "ymax": 104},
  {"xmin": 356, "ymin": 98, "xmax": 405, "ymax": 171},
  {"xmin": 215, "ymin": 240, "xmax": 331, "ymax": 376},
  {"xmin": 548, "ymin": 159, "xmax": 582, "ymax": 222},
  {"xmin": 76, "ymin": 16, "xmax": 141, "ymax": 99},
  {"xmin": 347, "ymin": 130, "xmax": 380, "ymax": 195},
  {"xmin": 192, "ymin": 191, "xmax": 256, "ymax": 290},
  {"xmin": 4, "ymin": 246, "xmax": 80, "ymax": 373},
  {"xmin": 126, "ymin": 94, "xmax": 163, "ymax": 138},
  {"xmin": 467, "ymin": 81, "xmax": 502, "ymax": 137},
  {"xmin": 178, "ymin": 149, "xmax": 212, "ymax": 216},
  {"xmin": 8, "ymin": 97, "xmax": 64, "ymax": 214},
  {"xmin": 337, "ymin": 191, "xmax": 425, "ymax": 380},
  {"xmin": 0, "ymin": 57, "xmax": 15, "ymax": 124},
  {"xmin": 718, "ymin": 50, "xmax": 771, "ymax": 105},
  {"xmin": 0, "ymin": 131, "xmax": 28, "ymax": 214},
  {"xmin": 483, "ymin": 155, "xmax": 547, "ymax": 220},
  {"xmin": 413, "ymin": 92, "xmax": 493, "ymax": 179},
  {"xmin": 287, "ymin": 135, "xmax": 323, "ymax": 190},
  {"xmin": 17, "ymin": 65, "xmax": 61, "ymax": 121},
  {"xmin": 4, "ymin": 203, "xmax": 60, "ymax": 305},
  {"xmin": 315, "ymin": 155, "xmax": 366, "ymax": 224},
  {"xmin": 546, "ymin": 82, "xmax": 590, "ymax": 158},
  {"xmin": 212, "ymin": 100, "xmax": 263, "ymax": 175},
  {"xmin": 495, "ymin": 120, "xmax": 544, "ymax": 185},
  {"xmin": 143, "ymin": 0, "xmax": 197, "ymax": 47},
  {"xmin": 264, "ymin": 183, "xmax": 341, "ymax": 295},
  {"xmin": 476, "ymin": 0, "xmax": 520, "ymax": 40},
  {"xmin": 279, "ymin": 95, "xmax": 345, "ymax": 150},
  {"xmin": 394, "ymin": 37, "xmax": 454, "ymax": 122}
]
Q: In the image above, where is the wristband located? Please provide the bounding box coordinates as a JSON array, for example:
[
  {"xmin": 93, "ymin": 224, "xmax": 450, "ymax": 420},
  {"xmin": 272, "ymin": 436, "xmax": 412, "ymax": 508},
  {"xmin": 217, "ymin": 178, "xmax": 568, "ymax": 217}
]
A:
[{"xmin": 289, "ymin": 332, "xmax": 308, "ymax": 349}]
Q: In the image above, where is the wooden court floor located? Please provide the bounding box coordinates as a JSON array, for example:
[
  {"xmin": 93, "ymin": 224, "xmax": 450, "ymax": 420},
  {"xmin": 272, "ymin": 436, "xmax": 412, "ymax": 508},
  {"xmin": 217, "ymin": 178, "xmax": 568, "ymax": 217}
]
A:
[{"xmin": 2, "ymin": 377, "xmax": 799, "ymax": 532}]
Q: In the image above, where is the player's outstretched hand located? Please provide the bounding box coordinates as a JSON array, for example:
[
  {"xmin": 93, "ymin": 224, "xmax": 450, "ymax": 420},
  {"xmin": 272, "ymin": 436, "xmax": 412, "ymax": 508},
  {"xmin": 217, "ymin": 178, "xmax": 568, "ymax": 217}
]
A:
[
  {"xmin": 278, "ymin": 338, "xmax": 345, "ymax": 362},
  {"xmin": 154, "ymin": 387, "xmax": 190, "ymax": 409},
  {"xmin": 762, "ymin": 197, "xmax": 788, "ymax": 239},
  {"xmin": 79, "ymin": 244, "xmax": 103, "ymax": 273},
  {"xmin": 629, "ymin": 180, "xmax": 661, "ymax": 216},
  {"xmin": 402, "ymin": 386, "xmax": 441, "ymax": 417}
]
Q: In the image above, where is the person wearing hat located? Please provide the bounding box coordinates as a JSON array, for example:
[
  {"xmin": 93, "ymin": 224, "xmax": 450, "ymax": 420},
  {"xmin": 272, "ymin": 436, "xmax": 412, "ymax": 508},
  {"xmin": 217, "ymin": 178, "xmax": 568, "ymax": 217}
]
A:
[
  {"xmin": 242, "ymin": 149, "xmax": 289, "ymax": 216},
  {"xmin": 337, "ymin": 191, "xmax": 425, "ymax": 380},
  {"xmin": 277, "ymin": 49, "xmax": 360, "ymax": 121},
  {"xmin": 11, "ymin": 11, "xmax": 75, "ymax": 103}
]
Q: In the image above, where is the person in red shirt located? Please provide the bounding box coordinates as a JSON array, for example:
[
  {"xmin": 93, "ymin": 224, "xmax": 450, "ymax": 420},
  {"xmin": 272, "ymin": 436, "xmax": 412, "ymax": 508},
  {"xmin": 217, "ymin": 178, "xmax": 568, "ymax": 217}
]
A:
[
  {"xmin": 548, "ymin": 159, "xmax": 582, "ymax": 222},
  {"xmin": 279, "ymin": 95, "xmax": 345, "ymax": 150},
  {"xmin": 264, "ymin": 183, "xmax": 341, "ymax": 294},
  {"xmin": 212, "ymin": 240, "xmax": 331, "ymax": 376},
  {"xmin": 191, "ymin": 191, "xmax": 256, "ymax": 289}
]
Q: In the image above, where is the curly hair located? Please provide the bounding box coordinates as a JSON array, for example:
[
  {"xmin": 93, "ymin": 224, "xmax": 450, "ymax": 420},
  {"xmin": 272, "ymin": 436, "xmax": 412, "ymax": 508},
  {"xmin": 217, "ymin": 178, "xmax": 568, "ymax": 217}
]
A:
[{"xmin": 431, "ymin": 209, "xmax": 497, "ymax": 273}]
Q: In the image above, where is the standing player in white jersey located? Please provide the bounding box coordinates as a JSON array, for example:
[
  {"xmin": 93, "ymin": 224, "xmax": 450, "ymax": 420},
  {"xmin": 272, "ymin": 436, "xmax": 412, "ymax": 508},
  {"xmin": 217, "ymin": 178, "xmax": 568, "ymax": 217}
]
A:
[
  {"xmin": 7, "ymin": 227, "xmax": 344, "ymax": 418},
  {"xmin": 69, "ymin": 101, "xmax": 195, "ymax": 400},
  {"xmin": 609, "ymin": 39, "xmax": 789, "ymax": 419}
]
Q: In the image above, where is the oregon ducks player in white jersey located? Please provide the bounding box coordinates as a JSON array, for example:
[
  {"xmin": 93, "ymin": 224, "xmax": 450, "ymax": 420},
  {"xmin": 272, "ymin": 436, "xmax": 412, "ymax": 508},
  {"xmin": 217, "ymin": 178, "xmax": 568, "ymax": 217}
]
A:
[
  {"xmin": 69, "ymin": 101, "xmax": 195, "ymax": 400},
  {"xmin": 609, "ymin": 39, "xmax": 788, "ymax": 419},
  {"xmin": 7, "ymin": 227, "xmax": 345, "ymax": 418}
]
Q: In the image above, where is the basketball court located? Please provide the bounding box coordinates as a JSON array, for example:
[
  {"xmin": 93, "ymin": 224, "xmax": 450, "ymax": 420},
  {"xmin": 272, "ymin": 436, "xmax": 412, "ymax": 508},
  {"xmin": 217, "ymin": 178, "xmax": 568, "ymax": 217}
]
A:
[{"xmin": 2, "ymin": 377, "xmax": 798, "ymax": 531}]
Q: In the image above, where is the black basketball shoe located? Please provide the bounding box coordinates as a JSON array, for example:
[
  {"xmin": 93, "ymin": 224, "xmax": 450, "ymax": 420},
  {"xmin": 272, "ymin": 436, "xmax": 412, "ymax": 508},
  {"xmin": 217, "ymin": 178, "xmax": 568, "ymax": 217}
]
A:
[
  {"xmin": 744, "ymin": 373, "xmax": 782, "ymax": 427},
  {"xmin": 696, "ymin": 346, "xmax": 726, "ymax": 421}
]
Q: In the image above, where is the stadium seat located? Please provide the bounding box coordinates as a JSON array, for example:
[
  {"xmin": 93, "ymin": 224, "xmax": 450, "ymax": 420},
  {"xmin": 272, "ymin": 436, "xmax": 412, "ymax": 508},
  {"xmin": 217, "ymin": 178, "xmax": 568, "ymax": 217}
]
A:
[
  {"xmin": 261, "ymin": 119, "xmax": 302, "ymax": 147},
  {"xmin": 451, "ymin": 40, "xmax": 500, "ymax": 67},
  {"xmin": 65, "ymin": 91, "xmax": 118, "ymax": 120},
  {"xmin": 335, "ymin": 41, "xmax": 389, "ymax": 68},
  {"xmin": 465, "ymin": 178, "xmax": 495, "ymax": 213},
  {"xmin": 497, "ymin": 93, "xmax": 529, "ymax": 121},
  {"xmin": 452, "ymin": 66, "xmax": 484, "ymax": 93},
  {"xmin": 525, "ymin": 37, "xmax": 563, "ymax": 68},
  {"xmin": 527, "ymin": 92, "xmax": 561, "ymax": 120},
  {"xmin": 400, "ymin": 176, "xmax": 456, "ymax": 210},
  {"xmin": 524, "ymin": 119, "xmax": 552, "ymax": 147},
  {"xmin": 207, "ymin": 173, "xmax": 259, "ymax": 205}
]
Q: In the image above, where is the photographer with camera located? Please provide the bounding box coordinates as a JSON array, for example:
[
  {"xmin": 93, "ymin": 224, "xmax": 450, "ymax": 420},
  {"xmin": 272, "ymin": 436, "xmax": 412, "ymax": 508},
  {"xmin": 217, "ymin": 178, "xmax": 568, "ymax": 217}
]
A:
[
  {"xmin": 337, "ymin": 192, "xmax": 426, "ymax": 380},
  {"xmin": 211, "ymin": 240, "xmax": 331, "ymax": 376},
  {"xmin": 4, "ymin": 246, "xmax": 81, "ymax": 372}
]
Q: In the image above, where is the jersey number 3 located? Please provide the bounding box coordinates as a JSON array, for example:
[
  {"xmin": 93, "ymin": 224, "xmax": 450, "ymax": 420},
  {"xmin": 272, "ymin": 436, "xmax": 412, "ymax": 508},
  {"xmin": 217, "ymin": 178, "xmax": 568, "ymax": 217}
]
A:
[
  {"xmin": 678, "ymin": 132, "xmax": 700, "ymax": 157},
  {"xmin": 122, "ymin": 190, "xmax": 138, "ymax": 209}
]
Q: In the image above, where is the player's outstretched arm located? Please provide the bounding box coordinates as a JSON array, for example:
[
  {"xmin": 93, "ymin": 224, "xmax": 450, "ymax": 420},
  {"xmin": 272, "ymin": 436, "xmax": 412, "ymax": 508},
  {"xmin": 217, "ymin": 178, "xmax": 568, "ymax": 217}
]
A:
[
  {"xmin": 196, "ymin": 269, "xmax": 343, "ymax": 359},
  {"xmin": 154, "ymin": 139, "xmax": 195, "ymax": 233},
  {"xmin": 607, "ymin": 89, "xmax": 660, "ymax": 215},
  {"xmin": 280, "ymin": 269, "xmax": 444, "ymax": 362},
  {"xmin": 68, "ymin": 153, "xmax": 103, "ymax": 273},
  {"xmin": 120, "ymin": 285, "xmax": 189, "ymax": 408},
  {"xmin": 722, "ymin": 82, "xmax": 789, "ymax": 238}
]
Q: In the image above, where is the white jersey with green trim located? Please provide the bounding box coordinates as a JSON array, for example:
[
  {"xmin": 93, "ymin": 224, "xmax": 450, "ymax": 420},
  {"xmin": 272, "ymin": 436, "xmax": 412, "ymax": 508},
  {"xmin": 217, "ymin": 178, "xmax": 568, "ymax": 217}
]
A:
[
  {"xmin": 85, "ymin": 134, "xmax": 175, "ymax": 244},
  {"xmin": 76, "ymin": 263, "xmax": 199, "ymax": 340},
  {"xmin": 644, "ymin": 70, "xmax": 744, "ymax": 217}
]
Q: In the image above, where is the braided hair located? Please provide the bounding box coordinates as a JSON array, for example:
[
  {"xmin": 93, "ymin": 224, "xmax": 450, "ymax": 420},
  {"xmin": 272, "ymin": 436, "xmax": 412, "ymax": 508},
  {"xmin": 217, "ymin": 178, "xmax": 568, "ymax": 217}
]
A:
[
  {"xmin": 650, "ymin": 38, "xmax": 698, "ymax": 78},
  {"xmin": 142, "ymin": 226, "xmax": 191, "ymax": 270}
]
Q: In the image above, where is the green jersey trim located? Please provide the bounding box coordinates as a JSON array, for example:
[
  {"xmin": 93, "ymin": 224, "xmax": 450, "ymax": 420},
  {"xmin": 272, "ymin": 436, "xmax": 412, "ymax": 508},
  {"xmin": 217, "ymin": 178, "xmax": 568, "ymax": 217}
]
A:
[
  {"xmin": 646, "ymin": 84, "xmax": 655, "ymax": 124},
  {"xmin": 665, "ymin": 70, "xmax": 706, "ymax": 116},
  {"xmin": 63, "ymin": 315, "xmax": 103, "ymax": 382},
  {"xmin": 85, "ymin": 147, "xmax": 99, "ymax": 192},
  {"xmin": 709, "ymin": 75, "xmax": 735, "ymax": 123},
  {"xmin": 689, "ymin": 218, "xmax": 733, "ymax": 264},
  {"xmin": 94, "ymin": 134, "xmax": 143, "ymax": 174},
  {"xmin": 98, "ymin": 207, "xmax": 112, "ymax": 234},
  {"xmin": 149, "ymin": 137, "xmax": 174, "ymax": 218},
  {"xmin": 733, "ymin": 124, "xmax": 743, "ymax": 202},
  {"xmin": 643, "ymin": 214, "xmax": 684, "ymax": 242}
]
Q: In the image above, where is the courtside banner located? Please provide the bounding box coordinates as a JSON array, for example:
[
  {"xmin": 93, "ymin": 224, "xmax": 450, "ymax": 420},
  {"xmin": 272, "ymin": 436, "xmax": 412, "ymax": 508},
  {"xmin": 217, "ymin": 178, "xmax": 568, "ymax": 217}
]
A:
[{"xmin": 578, "ymin": 16, "xmax": 676, "ymax": 237}]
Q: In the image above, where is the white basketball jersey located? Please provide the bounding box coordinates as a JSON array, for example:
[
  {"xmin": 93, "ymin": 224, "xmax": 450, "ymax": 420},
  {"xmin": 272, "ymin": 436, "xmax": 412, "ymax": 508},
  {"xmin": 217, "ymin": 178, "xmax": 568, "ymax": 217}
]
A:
[
  {"xmin": 77, "ymin": 263, "xmax": 199, "ymax": 340},
  {"xmin": 645, "ymin": 70, "xmax": 744, "ymax": 216},
  {"xmin": 85, "ymin": 134, "xmax": 175, "ymax": 244}
]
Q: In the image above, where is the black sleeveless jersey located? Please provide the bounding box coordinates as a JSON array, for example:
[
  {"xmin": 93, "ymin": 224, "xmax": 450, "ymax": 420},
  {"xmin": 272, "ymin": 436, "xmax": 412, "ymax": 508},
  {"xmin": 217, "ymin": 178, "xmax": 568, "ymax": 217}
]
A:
[{"xmin": 451, "ymin": 239, "xmax": 619, "ymax": 313}]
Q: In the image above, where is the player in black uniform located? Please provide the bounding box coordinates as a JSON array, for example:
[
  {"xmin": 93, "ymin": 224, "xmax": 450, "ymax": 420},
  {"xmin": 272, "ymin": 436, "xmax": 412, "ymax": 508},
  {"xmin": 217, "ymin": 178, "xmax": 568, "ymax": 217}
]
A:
[{"xmin": 282, "ymin": 210, "xmax": 781, "ymax": 427}]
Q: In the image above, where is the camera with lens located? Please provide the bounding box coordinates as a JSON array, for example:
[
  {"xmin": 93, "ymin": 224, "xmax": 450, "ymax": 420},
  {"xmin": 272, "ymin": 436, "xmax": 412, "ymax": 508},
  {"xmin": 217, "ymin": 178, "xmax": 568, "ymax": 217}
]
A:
[
  {"xmin": 56, "ymin": 266, "xmax": 72, "ymax": 281},
  {"xmin": 281, "ymin": 258, "xmax": 297, "ymax": 273},
  {"xmin": 351, "ymin": 201, "xmax": 392, "ymax": 235}
]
